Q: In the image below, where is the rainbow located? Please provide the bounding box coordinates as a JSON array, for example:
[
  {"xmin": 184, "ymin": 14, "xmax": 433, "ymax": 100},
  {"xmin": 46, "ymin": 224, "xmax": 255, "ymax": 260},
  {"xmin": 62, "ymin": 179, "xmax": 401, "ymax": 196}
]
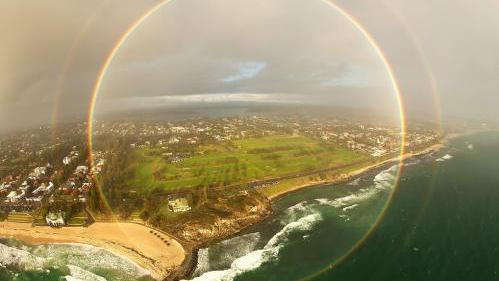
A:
[
  {"xmin": 86, "ymin": 0, "xmax": 176, "ymax": 166},
  {"xmin": 85, "ymin": 0, "xmax": 409, "ymax": 278},
  {"xmin": 371, "ymin": 4, "xmax": 445, "ymax": 264},
  {"xmin": 382, "ymin": 1, "xmax": 443, "ymax": 134},
  {"xmin": 50, "ymin": 0, "xmax": 110, "ymax": 142},
  {"xmin": 300, "ymin": 2, "xmax": 409, "ymax": 279}
]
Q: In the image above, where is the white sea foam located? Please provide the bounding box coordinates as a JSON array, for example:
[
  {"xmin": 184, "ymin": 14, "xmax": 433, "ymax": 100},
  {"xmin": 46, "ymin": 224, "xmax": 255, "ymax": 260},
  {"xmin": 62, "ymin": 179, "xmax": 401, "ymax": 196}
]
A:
[
  {"xmin": 315, "ymin": 165, "xmax": 396, "ymax": 210},
  {"xmin": 347, "ymin": 178, "xmax": 361, "ymax": 186},
  {"xmin": 187, "ymin": 245, "xmax": 271, "ymax": 281},
  {"xmin": 315, "ymin": 188, "xmax": 378, "ymax": 209},
  {"xmin": 0, "ymin": 241, "xmax": 150, "ymax": 280},
  {"xmin": 193, "ymin": 232, "xmax": 261, "ymax": 276},
  {"xmin": 265, "ymin": 213, "xmax": 322, "ymax": 249},
  {"xmin": 314, "ymin": 198, "xmax": 331, "ymax": 205},
  {"xmin": 186, "ymin": 166, "xmax": 399, "ymax": 281},
  {"xmin": 219, "ymin": 233, "xmax": 261, "ymax": 262},
  {"xmin": 280, "ymin": 201, "xmax": 316, "ymax": 225},
  {"xmin": 404, "ymin": 159, "xmax": 421, "ymax": 167},
  {"xmin": 373, "ymin": 165, "xmax": 398, "ymax": 190},
  {"xmin": 186, "ymin": 213, "xmax": 323, "ymax": 281},
  {"xmin": 194, "ymin": 248, "xmax": 211, "ymax": 277},
  {"xmin": 65, "ymin": 265, "xmax": 107, "ymax": 281},
  {"xmin": 287, "ymin": 201, "xmax": 308, "ymax": 212},
  {"xmin": 436, "ymin": 154, "xmax": 453, "ymax": 162},
  {"xmin": 33, "ymin": 243, "xmax": 151, "ymax": 278},
  {"xmin": 338, "ymin": 214, "xmax": 348, "ymax": 219},
  {"xmin": 0, "ymin": 243, "xmax": 47, "ymax": 270},
  {"xmin": 342, "ymin": 204, "xmax": 359, "ymax": 212}
]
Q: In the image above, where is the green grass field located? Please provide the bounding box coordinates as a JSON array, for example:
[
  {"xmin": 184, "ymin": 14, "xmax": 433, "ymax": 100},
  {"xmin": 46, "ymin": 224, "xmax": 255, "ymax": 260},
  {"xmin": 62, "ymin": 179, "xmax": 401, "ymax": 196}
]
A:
[{"xmin": 127, "ymin": 135, "xmax": 369, "ymax": 191}]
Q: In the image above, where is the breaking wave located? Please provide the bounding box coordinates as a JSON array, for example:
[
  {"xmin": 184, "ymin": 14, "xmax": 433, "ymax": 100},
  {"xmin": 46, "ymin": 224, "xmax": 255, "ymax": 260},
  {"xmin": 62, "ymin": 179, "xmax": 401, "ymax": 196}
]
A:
[
  {"xmin": 279, "ymin": 201, "xmax": 317, "ymax": 225},
  {"xmin": 193, "ymin": 232, "xmax": 261, "ymax": 276},
  {"xmin": 436, "ymin": 154, "xmax": 453, "ymax": 162},
  {"xmin": 347, "ymin": 178, "xmax": 361, "ymax": 186},
  {"xmin": 0, "ymin": 241, "xmax": 151, "ymax": 281},
  {"xmin": 0, "ymin": 242, "xmax": 46, "ymax": 271},
  {"xmin": 315, "ymin": 165, "xmax": 397, "ymax": 209},
  {"xmin": 373, "ymin": 165, "xmax": 398, "ymax": 190},
  {"xmin": 187, "ymin": 213, "xmax": 323, "ymax": 281},
  {"xmin": 342, "ymin": 204, "xmax": 359, "ymax": 212},
  {"xmin": 404, "ymin": 159, "xmax": 421, "ymax": 167},
  {"xmin": 186, "ymin": 164, "xmax": 398, "ymax": 281},
  {"xmin": 65, "ymin": 265, "xmax": 107, "ymax": 281},
  {"xmin": 315, "ymin": 188, "xmax": 378, "ymax": 209}
]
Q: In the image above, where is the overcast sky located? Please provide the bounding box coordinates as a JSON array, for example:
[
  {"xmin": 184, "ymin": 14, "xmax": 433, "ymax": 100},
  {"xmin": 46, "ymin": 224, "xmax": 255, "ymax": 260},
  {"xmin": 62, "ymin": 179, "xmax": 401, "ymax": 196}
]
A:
[{"xmin": 1, "ymin": 0, "xmax": 499, "ymax": 132}]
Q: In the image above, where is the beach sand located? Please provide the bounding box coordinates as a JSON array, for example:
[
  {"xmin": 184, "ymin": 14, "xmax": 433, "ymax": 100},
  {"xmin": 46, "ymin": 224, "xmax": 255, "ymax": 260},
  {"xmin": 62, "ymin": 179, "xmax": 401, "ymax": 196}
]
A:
[
  {"xmin": 0, "ymin": 221, "xmax": 185, "ymax": 280},
  {"xmin": 267, "ymin": 142, "xmax": 444, "ymax": 200},
  {"xmin": 0, "ymin": 141, "xmax": 449, "ymax": 280}
]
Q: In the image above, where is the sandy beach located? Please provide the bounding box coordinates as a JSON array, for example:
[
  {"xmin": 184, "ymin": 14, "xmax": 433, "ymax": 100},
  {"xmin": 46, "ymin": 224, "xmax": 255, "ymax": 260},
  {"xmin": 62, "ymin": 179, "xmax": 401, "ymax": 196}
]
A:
[
  {"xmin": 0, "ymin": 221, "xmax": 185, "ymax": 280},
  {"xmin": 267, "ymin": 142, "xmax": 445, "ymax": 200},
  {"xmin": 0, "ymin": 141, "xmax": 449, "ymax": 280}
]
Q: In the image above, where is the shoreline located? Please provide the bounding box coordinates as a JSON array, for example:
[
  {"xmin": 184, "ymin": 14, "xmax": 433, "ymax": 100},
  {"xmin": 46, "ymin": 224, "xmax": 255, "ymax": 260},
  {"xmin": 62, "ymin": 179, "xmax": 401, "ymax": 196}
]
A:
[
  {"xmin": 0, "ymin": 221, "xmax": 185, "ymax": 280},
  {"xmin": 266, "ymin": 141, "xmax": 445, "ymax": 201},
  {"xmin": 181, "ymin": 139, "xmax": 451, "ymax": 280},
  {"xmin": 0, "ymin": 136, "xmax": 459, "ymax": 281}
]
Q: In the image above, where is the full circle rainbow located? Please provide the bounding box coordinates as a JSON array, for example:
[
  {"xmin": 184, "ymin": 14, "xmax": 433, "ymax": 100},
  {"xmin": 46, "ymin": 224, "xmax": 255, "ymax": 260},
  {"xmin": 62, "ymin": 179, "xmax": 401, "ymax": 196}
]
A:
[{"xmin": 86, "ymin": 0, "xmax": 408, "ymax": 279}]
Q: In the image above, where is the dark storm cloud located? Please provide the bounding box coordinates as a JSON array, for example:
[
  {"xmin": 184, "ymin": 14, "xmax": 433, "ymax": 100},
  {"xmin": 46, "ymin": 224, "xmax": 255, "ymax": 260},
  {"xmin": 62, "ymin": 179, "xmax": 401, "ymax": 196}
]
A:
[
  {"xmin": 337, "ymin": 0, "xmax": 499, "ymax": 121},
  {"xmin": 0, "ymin": 0, "xmax": 158, "ymax": 130},
  {"xmin": 1, "ymin": 0, "xmax": 499, "ymax": 132},
  {"xmin": 99, "ymin": 0, "xmax": 388, "ymax": 105}
]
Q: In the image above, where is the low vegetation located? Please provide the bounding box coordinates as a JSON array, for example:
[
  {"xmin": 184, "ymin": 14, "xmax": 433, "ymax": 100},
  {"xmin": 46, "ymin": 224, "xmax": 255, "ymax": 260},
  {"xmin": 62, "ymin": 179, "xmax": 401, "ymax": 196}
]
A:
[{"xmin": 126, "ymin": 135, "xmax": 368, "ymax": 192}]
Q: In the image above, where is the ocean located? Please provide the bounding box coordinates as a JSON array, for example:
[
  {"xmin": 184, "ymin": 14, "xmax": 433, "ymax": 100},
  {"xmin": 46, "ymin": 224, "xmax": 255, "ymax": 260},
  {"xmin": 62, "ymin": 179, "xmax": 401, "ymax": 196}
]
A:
[
  {"xmin": 0, "ymin": 240, "xmax": 155, "ymax": 281},
  {"xmin": 1, "ymin": 131, "xmax": 498, "ymax": 281},
  {"xmin": 187, "ymin": 131, "xmax": 499, "ymax": 281}
]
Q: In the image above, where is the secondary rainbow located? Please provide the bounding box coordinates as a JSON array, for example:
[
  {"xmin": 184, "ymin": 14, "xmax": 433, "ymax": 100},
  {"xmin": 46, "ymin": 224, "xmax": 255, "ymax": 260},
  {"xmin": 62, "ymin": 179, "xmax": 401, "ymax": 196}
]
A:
[
  {"xmin": 86, "ymin": 0, "xmax": 177, "ymax": 168},
  {"xmin": 51, "ymin": 0, "xmax": 110, "ymax": 142}
]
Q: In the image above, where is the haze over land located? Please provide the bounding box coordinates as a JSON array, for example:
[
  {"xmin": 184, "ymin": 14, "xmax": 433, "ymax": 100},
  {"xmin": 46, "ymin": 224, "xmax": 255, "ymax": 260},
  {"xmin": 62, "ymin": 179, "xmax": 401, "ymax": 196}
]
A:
[
  {"xmin": 2, "ymin": 2, "xmax": 499, "ymax": 280},
  {"xmin": 2, "ymin": 0, "xmax": 499, "ymax": 133}
]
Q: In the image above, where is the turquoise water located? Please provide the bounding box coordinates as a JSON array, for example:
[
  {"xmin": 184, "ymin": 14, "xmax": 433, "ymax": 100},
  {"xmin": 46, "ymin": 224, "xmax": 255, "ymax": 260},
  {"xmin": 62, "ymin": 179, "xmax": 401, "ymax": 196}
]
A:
[
  {"xmin": 190, "ymin": 158, "xmax": 396, "ymax": 281},
  {"xmin": 0, "ymin": 239, "xmax": 155, "ymax": 281},
  {"xmin": 2, "ymin": 131, "xmax": 498, "ymax": 281},
  {"xmin": 190, "ymin": 131, "xmax": 499, "ymax": 281}
]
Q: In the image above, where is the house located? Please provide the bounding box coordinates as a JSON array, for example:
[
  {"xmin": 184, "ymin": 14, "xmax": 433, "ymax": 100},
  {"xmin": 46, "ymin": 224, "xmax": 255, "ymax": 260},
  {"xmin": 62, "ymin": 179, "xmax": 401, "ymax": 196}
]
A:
[
  {"xmin": 46, "ymin": 182, "xmax": 54, "ymax": 193},
  {"xmin": 6, "ymin": 191, "xmax": 17, "ymax": 201},
  {"xmin": 31, "ymin": 166, "xmax": 47, "ymax": 178},
  {"xmin": 75, "ymin": 166, "xmax": 88, "ymax": 174},
  {"xmin": 63, "ymin": 156, "xmax": 72, "ymax": 165},
  {"xmin": 26, "ymin": 196, "xmax": 42, "ymax": 203},
  {"xmin": 46, "ymin": 211, "xmax": 65, "ymax": 228},
  {"xmin": 6, "ymin": 190, "xmax": 25, "ymax": 202},
  {"xmin": 168, "ymin": 197, "xmax": 191, "ymax": 213},
  {"xmin": 33, "ymin": 182, "xmax": 54, "ymax": 195},
  {"xmin": 168, "ymin": 137, "xmax": 180, "ymax": 144},
  {"xmin": 32, "ymin": 183, "xmax": 47, "ymax": 195}
]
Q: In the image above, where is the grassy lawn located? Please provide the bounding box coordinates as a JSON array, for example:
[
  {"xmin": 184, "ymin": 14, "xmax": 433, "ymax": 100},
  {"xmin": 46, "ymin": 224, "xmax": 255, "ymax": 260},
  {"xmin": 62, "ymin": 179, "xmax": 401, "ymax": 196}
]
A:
[
  {"xmin": 126, "ymin": 135, "xmax": 369, "ymax": 191},
  {"xmin": 259, "ymin": 160, "xmax": 377, "ymax": 198}
]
